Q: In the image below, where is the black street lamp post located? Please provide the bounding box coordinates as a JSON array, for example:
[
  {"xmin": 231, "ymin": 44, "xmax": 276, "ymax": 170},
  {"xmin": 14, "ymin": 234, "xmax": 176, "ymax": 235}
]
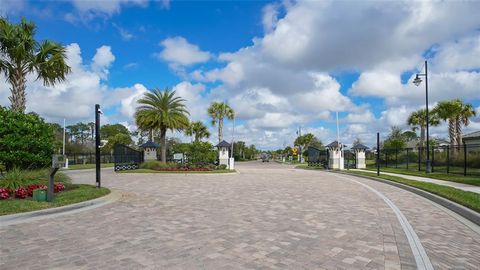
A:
[{"xmin": 413, "ymin": 60, "xmax": 431, "ymax": 173}]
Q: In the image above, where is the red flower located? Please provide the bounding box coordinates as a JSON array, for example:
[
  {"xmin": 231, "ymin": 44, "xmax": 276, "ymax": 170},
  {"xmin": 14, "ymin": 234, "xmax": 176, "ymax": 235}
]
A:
[
  {"xmin": 54, "ymin": 183, "xmax": 65, "ymax": 193},
  {"xmin": 15, "ymin": 187, "xmax": 28, "ymax": 199},
  {"xmin": 0, "ymin": 188, "xmax": 9, "ymax": 200}
]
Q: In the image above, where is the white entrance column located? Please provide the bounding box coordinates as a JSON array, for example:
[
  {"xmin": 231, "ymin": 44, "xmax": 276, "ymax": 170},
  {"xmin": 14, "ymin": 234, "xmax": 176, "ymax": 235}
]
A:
[
  {"xmin": 326, "ymin": 141, "xmax": 344, "ymax": 170},
  {"xmin": 352, "ymin": 144, "xmax": 369, "ymax": 169}
]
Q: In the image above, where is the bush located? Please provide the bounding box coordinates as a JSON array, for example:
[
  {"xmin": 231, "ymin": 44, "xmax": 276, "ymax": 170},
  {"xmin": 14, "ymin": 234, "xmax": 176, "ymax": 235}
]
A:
[
  {"xmin": 218, "ymin": 164, "xmax": 228, "ymax": 170},
  {"xmin": 0, "ymin": 106, "xmax": 55, "ymax": 170},
  {"xmin": 0, "ymin": 168, "xmax": 71, "ymax": 190},
  {"xmin": 139, "ymin": 161, "xmax": 180, "ymax": 170}
]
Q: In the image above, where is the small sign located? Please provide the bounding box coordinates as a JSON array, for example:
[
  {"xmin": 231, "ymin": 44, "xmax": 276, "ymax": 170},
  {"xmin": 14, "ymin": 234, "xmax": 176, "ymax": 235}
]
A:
[
  {"xmin": 52, "ymin": 155, "xmax": 66, "ymax": 168},
  {"xmin": 173, "ymin": 153, "xmax": 184, "ymax": 160}
]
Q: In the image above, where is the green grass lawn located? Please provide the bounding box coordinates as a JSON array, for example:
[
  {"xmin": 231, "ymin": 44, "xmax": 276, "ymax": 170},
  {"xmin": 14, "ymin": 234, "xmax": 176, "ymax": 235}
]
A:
[
  {"xmin": 343, "ymin": 170, "xmax": 480, "ymax": 213},
  {"xmin": 66, "ymin": 163, "xmax": 114, "ymax": 170},
  {"xmin": 118, "ymin": 169, "xmax": 235, "ymax": 174},
  {"xmin": 364, "ymin": 166, "xmax": 480, "ymax": 186},
  {"xmin": 0, "ymin": 184, "xmax": 110, "ymax": 216}
]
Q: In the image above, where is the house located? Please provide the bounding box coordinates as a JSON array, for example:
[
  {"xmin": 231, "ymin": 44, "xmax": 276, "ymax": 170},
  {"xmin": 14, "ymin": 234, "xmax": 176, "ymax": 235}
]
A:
[{"xmin": 463, "ymin": 131, "xmax": 480, "ymax": 146}]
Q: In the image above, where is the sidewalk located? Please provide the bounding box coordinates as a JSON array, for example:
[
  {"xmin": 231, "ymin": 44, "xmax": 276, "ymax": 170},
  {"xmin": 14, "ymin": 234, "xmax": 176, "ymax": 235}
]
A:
[{"xmin": 352, "ymin": 169, "xmax": 480, "ymax": 194}]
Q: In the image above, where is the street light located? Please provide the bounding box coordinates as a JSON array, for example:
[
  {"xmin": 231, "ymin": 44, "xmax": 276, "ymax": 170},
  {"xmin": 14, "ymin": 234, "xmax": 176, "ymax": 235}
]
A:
[{"xmin": 413, "ymin": 60, "xmax": 431, "ymax": 173}]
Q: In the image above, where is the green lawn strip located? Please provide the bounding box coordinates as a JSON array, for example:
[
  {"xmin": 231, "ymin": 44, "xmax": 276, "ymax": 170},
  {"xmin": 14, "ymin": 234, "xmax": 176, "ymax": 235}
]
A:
[
  {"xmin": 344, "ymin": 170, "xmax": 480, "ymax": 213},
  {"xmin": 0, "ymin": 184, "xmax": 110, "ymax": 216},
  {"xmin": 66, "ymin": 163, "xmax": 114, "ymax": 170},
  {"xmin": 364, "ymin": 166, "xmax": 480, "ymax": 186},
  {"xmin": 118, "ymin": 169, "xmax": 235, "ymax": 174}
]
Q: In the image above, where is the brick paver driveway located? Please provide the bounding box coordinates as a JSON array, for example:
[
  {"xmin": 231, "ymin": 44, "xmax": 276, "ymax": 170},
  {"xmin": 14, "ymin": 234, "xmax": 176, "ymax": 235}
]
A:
[{"xmin": 1, "ymin": 161, "xmax": 480, "ymax": 269}]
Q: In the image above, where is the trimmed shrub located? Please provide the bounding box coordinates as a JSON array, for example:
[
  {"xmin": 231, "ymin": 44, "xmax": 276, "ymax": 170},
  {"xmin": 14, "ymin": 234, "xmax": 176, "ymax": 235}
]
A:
[
  {"xmin": 218, "ymin": 164, "xmax": 228, "ymax": 170},
  {"xmin": 0, "ymin": 106, "xmax": 55, "ymax": 170}
]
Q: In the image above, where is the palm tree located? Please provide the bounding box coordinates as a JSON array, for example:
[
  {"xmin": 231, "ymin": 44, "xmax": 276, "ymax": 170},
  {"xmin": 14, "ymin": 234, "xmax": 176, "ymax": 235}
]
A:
[
  {"xmin": 0, "ymin": 18, "xmax": 71, "ymax": 112},
  {"xmin": 208, "ymin": 101, "xmax": 235, "ymax": 143},
  {"xmin": 135, "ymin": 88, "xmax": 190, "ymax": 162},
  {"xmin": 186, "ymin": 121, "xmax": 211, "ymax": 142},
  {"xmin": 456, "ymin": 102, "xmax": 476, "ymax": 145},
  {"xmin": 407, "ymin": 109, "xmax": 439, "ymax": 148},
  {"xmin": 433, "ymin": 99, "xmax": 476, "ymax": 146}
]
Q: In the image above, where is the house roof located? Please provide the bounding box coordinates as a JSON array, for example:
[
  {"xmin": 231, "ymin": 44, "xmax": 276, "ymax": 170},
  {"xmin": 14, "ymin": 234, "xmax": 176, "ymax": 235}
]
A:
[
  {"xmin": 140, "ymin": 141, "xmax": 160, "ymax": 148},
  {"xmin": 352, "ymin": 143, "xmax": 369, "ymax": 149},
  {"xmin": 463, "ymin": 131, "xmax": 480, "ymax": 139},
  {"xmin": 216, "ymin": 140, "xmax": 231, "ymax": 148},
  {"xmin": 326, "ymin": 141, "xmax": 340, "ymax": 148}
]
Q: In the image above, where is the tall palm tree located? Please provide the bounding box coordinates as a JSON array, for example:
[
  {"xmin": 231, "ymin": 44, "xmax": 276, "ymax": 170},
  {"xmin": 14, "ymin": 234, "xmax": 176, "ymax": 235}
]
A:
[
  {"xmin": 433, "ymin": 99, "xmax": 476, "ymax": 146},
  {"xmin": 135, "ymin": 88, "xmax": 190, "ymax": 162},
  {"xmin": 208, "ymin": 101, "xmax": 234, "ymax": 143},
  {"xmin": 456, "ymin": 102, "xmax": 476, "ymax": 145},
  {"xmin": 186, "ymin": 121, "xmax": 211, "ymax": 142},
  {"xmin": 407, "ymin": 109, "xmax": 439, "ymax": 148},
  {"xmin": 433, "ymin": 100, "xmax": 461, "ymax": 147},
  {"xmin": 0, "ymin": 18, "xmax": 71, "ymax": 112}
]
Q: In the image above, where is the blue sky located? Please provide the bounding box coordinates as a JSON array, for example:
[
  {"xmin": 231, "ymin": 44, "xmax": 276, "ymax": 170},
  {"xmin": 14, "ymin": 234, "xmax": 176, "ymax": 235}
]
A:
[{"xmin": 1, "ymin": 0, "xmax": 480, "ymax": 149}]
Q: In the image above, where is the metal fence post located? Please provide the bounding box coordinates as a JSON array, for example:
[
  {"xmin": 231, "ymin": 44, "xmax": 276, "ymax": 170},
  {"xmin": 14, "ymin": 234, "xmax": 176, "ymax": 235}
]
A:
[
  {"xmin": 446, "ymin": 145, "xmax": 450, "ymax": 174},
  {"xmin": 395, "ymin": 148, "xmax": 398, "ymax": 168},
  {"xmin": 464, "ymin": 143, "xmax": 467, "ymax": 176},
  {"xmin": 431, "ymin": 146, "xmax": 435, "ymax": 173},
  {"xmin": 385, "ymin": 151, "xmax": 388, "ymax": 168},
  {"xmin": 418, "ymin": 147, "xmax": 421, "ymax": 171},
  {"xmin": 376, "ymin": 133, "xmax": 380, "ymax": 176},
  {"xmin": 406, "ymin": 148, "xmax": 409, "ymax": 170}
]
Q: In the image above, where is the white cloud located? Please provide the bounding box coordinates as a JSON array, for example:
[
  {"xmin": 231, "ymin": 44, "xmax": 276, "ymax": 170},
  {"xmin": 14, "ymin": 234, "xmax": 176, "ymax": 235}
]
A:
[
  {"xmin": 69, "ymin": 0, "xmax": 149, "ymax": 17},
  {"xmin": 0, "ymin": 0, "xmax": 25, "ymax": 15},
  {"xmin": 172, "ymin": 81, "xmax": 209, "ymax": 121},
  {"xmin": 113, "ymin": 23, "xmax": 134, "ymax": 41},
  {"xmin": 156, "ymin": 37, "xmax": 211, "ymax": 67},
  {"xmin": 262, "ymin": 3, "xmax": 280, "ymax": 33},
  {"xmin": 91, "ymin": 46, "xmax": 115, "ymax": 79},
  {"xmin": 346, "ymin": 110, "xmax": 375, "ymax": 124}
]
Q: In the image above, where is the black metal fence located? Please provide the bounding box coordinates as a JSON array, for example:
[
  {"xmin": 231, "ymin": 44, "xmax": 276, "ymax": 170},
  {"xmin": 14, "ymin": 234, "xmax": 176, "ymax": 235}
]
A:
[
  {"xmin": 366, "ymin": 144, "xmax": 480, "ymax": 176},
  {"xmin": 66, "ymin": 153, "xmax": 114, "ymax": 165}
]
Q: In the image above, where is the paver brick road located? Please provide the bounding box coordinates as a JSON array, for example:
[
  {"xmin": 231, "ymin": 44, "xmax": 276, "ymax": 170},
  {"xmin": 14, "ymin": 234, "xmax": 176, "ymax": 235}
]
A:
[{"xmin": 1, "ymin": 162, "xmax": 479, "ymax": 269}]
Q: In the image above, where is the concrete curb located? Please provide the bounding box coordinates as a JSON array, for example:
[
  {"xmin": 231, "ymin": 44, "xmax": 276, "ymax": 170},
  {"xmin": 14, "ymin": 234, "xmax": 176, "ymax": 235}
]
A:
[
  {"xmin": 335, "ymin": 171, "xmax": 480, "ymax": 227},
  {"xmin": 0, "ymin": 189, "xmax": 120, "ymax": 227}
]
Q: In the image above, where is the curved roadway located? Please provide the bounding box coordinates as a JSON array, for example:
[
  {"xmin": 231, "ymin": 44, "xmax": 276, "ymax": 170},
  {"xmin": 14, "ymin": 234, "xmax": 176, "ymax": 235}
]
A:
[{"xmin": 1, "ymin": 161, "xmax": 479, "ymax": 269}]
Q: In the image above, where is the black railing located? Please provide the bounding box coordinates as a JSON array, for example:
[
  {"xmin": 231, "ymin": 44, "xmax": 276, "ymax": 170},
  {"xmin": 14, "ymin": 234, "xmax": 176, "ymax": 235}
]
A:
[
  {"xmin": 66, "ymin": 153, "xmax": 114, "ymax": 165},
  {"xmin": 367, "ymin": 144, "xmax": 480, "ymax": 176}
]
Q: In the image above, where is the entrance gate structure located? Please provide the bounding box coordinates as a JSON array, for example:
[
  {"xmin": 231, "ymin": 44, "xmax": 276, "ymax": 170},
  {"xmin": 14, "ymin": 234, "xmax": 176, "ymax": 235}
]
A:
[
  {"xmin": 307, "ymin": 147, "xmax": 329, "ymax": 168},
  {"xmin": 113, "ymin": 144, "xmax": 144, "ymax": 171}
]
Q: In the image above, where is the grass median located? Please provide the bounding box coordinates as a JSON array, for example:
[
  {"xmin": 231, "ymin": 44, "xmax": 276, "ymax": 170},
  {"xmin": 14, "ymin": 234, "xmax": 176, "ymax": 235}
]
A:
[
  {"xmin": 0, "ymin": 184, "xmax": 110, "ymax": 216},
  {"xmin": 343, "ymin": 170, "xmax": 480, "ymax": 213},
  {"xmin": 365, "ymin": 166, "xmax": 480, "ymax": 186}
]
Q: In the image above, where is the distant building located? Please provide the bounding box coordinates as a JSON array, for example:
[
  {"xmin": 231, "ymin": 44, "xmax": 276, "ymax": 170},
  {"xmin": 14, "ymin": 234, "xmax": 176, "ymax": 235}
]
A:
[{"xmin": 463, "ymin": 131, "xmax": 480, "ymax": 145}]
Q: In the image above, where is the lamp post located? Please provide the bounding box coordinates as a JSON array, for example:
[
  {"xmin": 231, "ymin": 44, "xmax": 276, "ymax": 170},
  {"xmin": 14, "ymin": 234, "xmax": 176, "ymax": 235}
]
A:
[{"xmin": 413, "ymin": 60, "xmax": 431, "ymax": 173}]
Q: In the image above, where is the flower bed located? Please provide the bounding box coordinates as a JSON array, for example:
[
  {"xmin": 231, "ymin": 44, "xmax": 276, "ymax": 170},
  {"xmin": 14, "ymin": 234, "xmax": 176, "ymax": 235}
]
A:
[
  {"xmin": 0, "ymin": 183, "xmax": 66, "ymax": 200},
  {"xmin": 157, "ymin": 167, "xmax": 211, "ymax": 172}
]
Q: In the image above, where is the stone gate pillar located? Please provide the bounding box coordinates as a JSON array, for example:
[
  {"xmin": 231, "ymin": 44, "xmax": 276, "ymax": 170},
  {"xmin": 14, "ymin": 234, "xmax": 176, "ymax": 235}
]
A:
[
  {"xmin": 140, "ymin": 141, "xmax": 160, "ymax": 161},
  {"xmin": 215, "ymin": 140, "xmax": 232, "ymax": 168}
]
